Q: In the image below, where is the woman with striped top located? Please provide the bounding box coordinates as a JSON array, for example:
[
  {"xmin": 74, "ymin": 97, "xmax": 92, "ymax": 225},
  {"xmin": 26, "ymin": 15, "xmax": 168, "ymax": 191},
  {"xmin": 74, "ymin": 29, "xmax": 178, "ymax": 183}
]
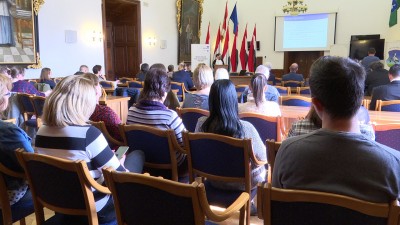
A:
[
  {"xmin": 35, "ymin": 75, "xmax": 144, "ymax": 224},
  {"xmin": 127, "ymin": 68, "xmax": 187, "ymax": 175}
]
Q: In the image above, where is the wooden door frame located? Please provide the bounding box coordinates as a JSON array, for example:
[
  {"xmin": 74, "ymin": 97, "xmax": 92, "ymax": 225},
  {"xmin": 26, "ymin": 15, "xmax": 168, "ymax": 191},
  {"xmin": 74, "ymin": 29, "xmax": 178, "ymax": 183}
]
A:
[{"xmin": 102, "ymin": 0, "xmax": 142, "ymax": 78}]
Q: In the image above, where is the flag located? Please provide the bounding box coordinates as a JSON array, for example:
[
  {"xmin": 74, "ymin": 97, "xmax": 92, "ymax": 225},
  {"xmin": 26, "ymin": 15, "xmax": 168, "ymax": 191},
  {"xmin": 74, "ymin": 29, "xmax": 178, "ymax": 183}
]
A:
[
  {"xmin": 205, "ymin": 22, "xmax": 210, "ymax": 44},
  {"xmin": 390, "ymin": 0, "xmax": 400, "ymax": 27},
  {"xmin": 222, "ymin": 1, "xmax": 228, "ymax": 34},
  {"xmin": 213, "ymin": 25, "xmax": 221, "ymax": 54},
  {"xmin": 221, "ymin": 26, "xmax": 230, "ymax": 59},
  {"xmin": 231, "ymin": 33, "xmax": 238, "ymax": 72},
  {"xmin": 230, "ymin": 4, "xmax": 239, "ymax": 35},
  {"xmin": 248, "ymin": 25, "xmax": 256, "ymax": 72},
  {"xmin": 239, "ymin": 24, "xmax": 248, "ymax": 70}
]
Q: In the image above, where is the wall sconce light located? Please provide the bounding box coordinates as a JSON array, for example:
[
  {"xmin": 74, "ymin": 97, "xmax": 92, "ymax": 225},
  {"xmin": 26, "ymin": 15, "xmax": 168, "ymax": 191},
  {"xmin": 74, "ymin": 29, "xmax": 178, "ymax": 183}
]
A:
[
  {"xmin": 92, "ymin": 30, "xmax": 103, "ymax": 42},
  {"xmin": 147, "ymin": 37, "xmax": 157, "ymax": 46}
]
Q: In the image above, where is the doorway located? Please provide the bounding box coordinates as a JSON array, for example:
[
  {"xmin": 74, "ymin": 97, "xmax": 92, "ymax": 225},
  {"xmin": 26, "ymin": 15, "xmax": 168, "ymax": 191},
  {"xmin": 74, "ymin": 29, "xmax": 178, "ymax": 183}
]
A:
[
  {"xmin": 102, "ymin": 0, "xmax": 142, "ymax": 81},
  {"xmin": 283, "ymin": 51, "xmax": 324, "ymax": 79}
]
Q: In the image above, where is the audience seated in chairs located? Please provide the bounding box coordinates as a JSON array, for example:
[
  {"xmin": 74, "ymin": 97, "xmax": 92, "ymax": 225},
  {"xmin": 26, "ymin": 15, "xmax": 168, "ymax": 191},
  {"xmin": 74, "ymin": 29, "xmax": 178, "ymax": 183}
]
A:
[
  {"xmin": 369, "ymin": 64, "xmax": 400, "ymax": 110},
  {"xmin": 282, "ymin": 63, "xmax": 304, "ymax": 82},
  {"xmin": 39, "ymin": 67, "xmax": 56, "ymax": 89},
  {"xmin": 136, "ymin": 63, "xmax": 149, "ymax": 81},
  {"xmin": 34, "ymin": 75, "xmax": 145, "ymax": 224},
  {"xmin": 239, "ymin": 73, "xmax": 281, "ymax": 117},
  {"xmin": 0, "ymin": 74, "xmax": 34, "ymax": 223},
  {"xmin": 83, "ymin": 74, "xmax": 124, "ymax": 148},
  {"xmin": 272, "ymin": 56, "xmax": 400, "ymax": 204},
  {"xmin": 10, "ymin": 66, "xmax": 51, "ymax": 97},
  {"xmin": 182, "ymin": 64, "xmax": 213, "ymax": 110}
]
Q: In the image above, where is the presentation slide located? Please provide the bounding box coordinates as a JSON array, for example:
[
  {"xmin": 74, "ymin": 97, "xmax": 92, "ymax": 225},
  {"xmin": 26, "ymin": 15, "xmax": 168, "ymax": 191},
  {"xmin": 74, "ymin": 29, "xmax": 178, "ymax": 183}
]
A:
[{"xmin": 275, "ymin": 13, "xmax": 336, "ymax": 51}]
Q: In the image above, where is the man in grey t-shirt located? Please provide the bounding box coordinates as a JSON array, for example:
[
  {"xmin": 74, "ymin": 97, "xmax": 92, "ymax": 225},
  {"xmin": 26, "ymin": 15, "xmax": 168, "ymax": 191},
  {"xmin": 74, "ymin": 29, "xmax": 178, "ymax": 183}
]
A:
[{"xmin": 272, "ymin": 56, "xmax": 400, "ymax": 203}]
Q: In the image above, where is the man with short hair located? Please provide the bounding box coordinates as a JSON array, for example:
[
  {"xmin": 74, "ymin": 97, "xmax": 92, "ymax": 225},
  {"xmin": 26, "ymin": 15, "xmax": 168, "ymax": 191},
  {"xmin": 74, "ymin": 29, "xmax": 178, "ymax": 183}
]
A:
[
  {"xmin": 272, "ymin": 56, "xmax": 400, "ymax": 203},
  {"xmin": 369, "ymin": 64, "xmax": 400, "ymax": 110},
  {"xmin": 364, "ymin": 61, "xmax": 390, "ymax": 96},
  {"xmin": 74, "ymin": 65, "xmax": 89, "ymax": 75},
  {"xmin": 282, "ymin": 63, "xmax": 304, "ymax": 82},
  {"xmin": 361, "ymin": 47, "xmax": 380, "ymax": 72},
  {"xmin": 136, "ymin": 63, "xmax": 149, "ymax": 81}
]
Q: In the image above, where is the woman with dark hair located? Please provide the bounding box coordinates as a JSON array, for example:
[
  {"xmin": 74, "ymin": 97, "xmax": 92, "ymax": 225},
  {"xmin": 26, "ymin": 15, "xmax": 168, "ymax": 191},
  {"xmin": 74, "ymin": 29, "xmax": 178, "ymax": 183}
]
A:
[
  {"xmin": 127, "ymin": 68, "xmax": 187, "ymax": 173},
  {"xmin": 239, "ymin": 73, "xmax": 281, "ymax": 116},
  {"xmin": 93, "ymin": 65, "xmax": 106, "ymax": 81},
  {"xmin": 39, "ymin": 67, "xmax": 56, "ymax": 89},
  {"xmin": 195, "ymin": 79, "xmax": 266, "ymax": 190}
]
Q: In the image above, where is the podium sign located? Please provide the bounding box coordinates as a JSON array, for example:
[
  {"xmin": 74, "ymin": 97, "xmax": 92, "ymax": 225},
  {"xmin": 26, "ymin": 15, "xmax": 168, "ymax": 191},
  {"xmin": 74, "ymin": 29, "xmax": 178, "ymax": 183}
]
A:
[{"xmin": 191, "ymin": 44, "xmax": 211, "ymax": 70}]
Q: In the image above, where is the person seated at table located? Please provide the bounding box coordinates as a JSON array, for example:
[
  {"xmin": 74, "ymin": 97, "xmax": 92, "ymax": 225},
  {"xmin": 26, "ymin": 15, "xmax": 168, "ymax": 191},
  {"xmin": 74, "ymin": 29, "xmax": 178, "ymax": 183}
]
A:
[
  {"xmin": 239, "ymin": 73, "xmax": 281, "ymax": 117},
  {"xmin": 172, "ymin": 62, "xmax": 194, "ymax": 90},
  {"xmin": 287, "ymin": 106, "xmax": 375, "ymax": 140},
  {"xmin": 282, "ymin": 63, "xmax": 304, "ymax": 82},
  {"xmin": 273, "ymin": 56, "xmax": 400, "ymax": 203},
  {"xmin": 0, "ymin": 73, "xmax": 33, "ymax": 209},
  {"xmin": 74, "ymin": 65, "xmax": 89, "ymax": 75},
  {"xmin": 136, "ymin": 63, "xmax": 149, "ymax": 82},
  {"xmin": 127, "ymin": 68, "xmax": 187, "ymax": 174},
  {"xmin": 364, "ymin": 61, "xmax": 389, "ymax": 96},
  {"xmin": 39, "ymin": 67, "xmax": 56, "ymax": 89},
  {"xmin": 93, "ymin": 65, "xmax": 106, "ymax": 81},
  {"xmin": 10, "ymin": 66, "xmax": 51, "ymax": 97},
  {"xmin": 369, "ymin": 64, "xmax": 400, "ymax": 110},
  {"xmin": 195, "ymin": 79, "xmax": 266, "ymax": 191},
  {"xmin": 182, "ymin": 64, "xmax": 213, "ymax": 110},
  {"xmin": 84, "ymin": 73, "xmax": 123, "ymax": 148},
  {"xmin": 35, "ymin": 75, "xmax": 144, "ymax": 224}
]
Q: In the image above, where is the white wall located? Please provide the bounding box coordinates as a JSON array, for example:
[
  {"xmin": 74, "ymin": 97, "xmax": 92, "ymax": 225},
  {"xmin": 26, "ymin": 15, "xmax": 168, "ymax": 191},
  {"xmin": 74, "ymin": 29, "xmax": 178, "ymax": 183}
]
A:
[{"xmin": 25, "ymin": 0, "xmax": 104, "ymax": 79}]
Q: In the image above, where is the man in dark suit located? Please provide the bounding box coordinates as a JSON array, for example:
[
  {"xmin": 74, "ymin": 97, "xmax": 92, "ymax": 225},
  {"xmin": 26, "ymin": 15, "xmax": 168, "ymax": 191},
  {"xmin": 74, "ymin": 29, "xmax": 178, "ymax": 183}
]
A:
[
  {"xmin": 364, "ymin": 61, "xmax": 390, "ymax": 96},
  {"xmin": 369, "ymin": 64, "xmax": 400, "ymax": 110},
  {"xmin": 282, "ymin": 63, "xmax": 304, "ymax": 82},
  {"xmin": 172, "ymin": 62, "xmax": 194, "ymax": 90}
]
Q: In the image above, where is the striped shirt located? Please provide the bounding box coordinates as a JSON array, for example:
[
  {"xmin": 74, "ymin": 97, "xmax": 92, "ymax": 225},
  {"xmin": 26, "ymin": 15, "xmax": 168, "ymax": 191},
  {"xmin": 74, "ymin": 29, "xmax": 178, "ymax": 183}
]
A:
[
  {"xmin": 127, "ymin": 100, "xmax": 186, "ymax": 165},
  {"xmin": 35, "ymin": 125, "xmax": 126, "ymax": 212}
]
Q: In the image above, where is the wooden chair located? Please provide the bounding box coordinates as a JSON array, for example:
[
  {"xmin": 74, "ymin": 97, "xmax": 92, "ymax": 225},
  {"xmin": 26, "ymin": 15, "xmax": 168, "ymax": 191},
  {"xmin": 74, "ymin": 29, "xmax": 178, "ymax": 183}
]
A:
[
  {"xmin": 0, "ymin": 161, "xmax": 34, "ymax": 225},
  {"xmin": 127, "ymin": 81, "xmax": 143, "ymax": 88},
  {"xmin": 265, "ymin": 140, "xmax": 281, "ymax": 182},
  {"xmin": 257, "ymin": 182, "xmax": 400, "ymax": 225},
  {"xmin": 279, "ymin": 95, "xmax": 312, "ymax": 107},
  {"xmin": 296, "ymin": 86, "xmax": 311, "ymax": 95},
  {"xmin": 119, "ymin": 124, "xmax": 185, "ymax": 181},
  {"xmin": 375, "ymin": 100, "xmax": 400, "ymax": 112},
  {"xmin": 239, "ymin": 112, "xmax": 282, "ymax": 142},
  {"xmin": 171, "ymin": 81, "xmax": 186, "ymax": 102},
  {"xmin": 363, "ymin": 99, "xmax": 371, "ymax": 110},
  {"xmin": 281, "ymin": 80, "xmax": 304, "ymax": 88},
  {"xmin": 373, "ymin": 123, "xmax": 400, "ymax": 151},
  {"xmin": 30, "ymin": 96, "xmax": 46, "ymax": 129},
  {"xmin": 274, "ymin": 86, "xmax": 291, "ymax": 95},
  {"xmin": 3, "ymin": 118, "xmax": 17, "ymax": 125},
  {"xmin": 103, "ymin": 169, "xmax": 249, "ymax": 225},
  {"xmin": 183, "ymin": 132, "xmax": 267, "ymax": 225},
  {"xmin": 274, "ymin": 77, "xmax": 282, "ymax": 86},
  {"xmin": 90, "ymin": 121, "xmax": 124, "ymax": 147},
  {"xmin": 176, "ymin": 107, "xmax": 210, "ymax": 132},
  {"xmin": 17, "ymin": 93, "xmax": 37, "ymax": 131},
  {"xmin": 16, "ymin": 150, "xmax": 113, "ymax": 225},
  {"xmin": 99, "ymin": 81, "xmax": 115, "ymax": 89}
]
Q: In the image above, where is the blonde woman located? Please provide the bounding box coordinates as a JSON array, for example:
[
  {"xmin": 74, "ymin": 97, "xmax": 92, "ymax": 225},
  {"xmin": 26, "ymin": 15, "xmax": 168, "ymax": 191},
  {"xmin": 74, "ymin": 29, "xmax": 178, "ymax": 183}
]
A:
[
  {"xmin": 0, "ymin": 73, "xmax": 33, "ymax": 207},
  {"xmin": 39, "ymin": 67, "xmax": 56, "ymax": 89},
  {"xmin": 35, "ymin": 75, "xmax": 144, "ymax": 224},
  {"xmin": 182, "ymin": 64, "xmax": 213, "ymax": 110}
]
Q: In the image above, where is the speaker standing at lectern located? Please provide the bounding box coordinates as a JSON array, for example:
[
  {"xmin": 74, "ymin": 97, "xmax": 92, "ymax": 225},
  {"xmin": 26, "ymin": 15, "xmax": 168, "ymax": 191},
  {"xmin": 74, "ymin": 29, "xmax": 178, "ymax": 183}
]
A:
[{"xmin": 212, "ymin": 53, "xmax": 225, "ymax": 68}]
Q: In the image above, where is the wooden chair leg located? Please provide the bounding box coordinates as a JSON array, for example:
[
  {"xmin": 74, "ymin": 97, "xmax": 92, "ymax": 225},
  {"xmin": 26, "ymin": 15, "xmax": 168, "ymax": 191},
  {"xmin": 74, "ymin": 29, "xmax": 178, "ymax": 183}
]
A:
[{"xmin": 20, "ymin": 218, "xmax": 26, "ymax": 225}]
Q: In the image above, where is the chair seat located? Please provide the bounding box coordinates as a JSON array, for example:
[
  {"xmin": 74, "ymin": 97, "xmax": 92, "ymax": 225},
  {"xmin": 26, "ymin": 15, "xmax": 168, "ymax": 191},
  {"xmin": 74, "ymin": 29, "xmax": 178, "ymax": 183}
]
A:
[
  {"xmin": 204, "ymin": 181, "xmax": 257, "ymax": 208},
  {"xmin": 0, "ymin": 190, "xmax": 34, "ymax": 223}
]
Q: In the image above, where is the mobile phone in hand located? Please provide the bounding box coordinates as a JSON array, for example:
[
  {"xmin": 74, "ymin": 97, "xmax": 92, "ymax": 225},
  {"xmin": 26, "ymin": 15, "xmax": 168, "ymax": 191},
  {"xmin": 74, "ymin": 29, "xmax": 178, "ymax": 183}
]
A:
[{"xmin": 115, "ymin": 146, "xmax": 129, "ymax": 159}]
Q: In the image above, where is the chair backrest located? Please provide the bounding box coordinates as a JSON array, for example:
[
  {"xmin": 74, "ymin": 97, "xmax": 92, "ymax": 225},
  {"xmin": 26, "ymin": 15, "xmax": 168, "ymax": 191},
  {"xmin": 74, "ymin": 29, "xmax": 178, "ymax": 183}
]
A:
[
  {"xmin": 100, "ymin": 81, "xmax": 115, "ymax": 89},
  {"xmin": 119, "ymin": 124, "xmax": 179, "ymax": 181},
  {"xmin": 176, "ymin": 107, "xmax": 210, "ymax": 132},
  {"xmin": 119, "ymin": 77, "xmax": 134, "ymax": 84},
  {"xmin": 274, "ymin": 86, "xmax": 291, "ymax": 95},
  {"xmin": 275, "ymin": 77, "xmax": 282, "ymax": 86},
  {"xmin": 239, "ymin": 112, "xmax": 281, "ymax": 142},
  {"xmin": 257, "ymin": 182, "xmax": 400, "ymax": 225},
  {"xmin": 127, "ymin": 81, "xmax": 143, "ymax": 88},
  {"xmin": 17, "ymin": 93, "xmax": 35, "ymax": 122},
  {"xmin": 90, "ymin": 121, "xmax": 124, "ymax": 147},
  {"xmin": 363, "ymin": 99, "xmax": 371, "ymax": 110},
  {"xmin": 296, "ymin": 87, "xmax": 311, "ymax": 95},
  {"xmin": 282, "ymin": 80, "xmax": 304, "ymax": 88},
  {"xmin": 171, "ymin": 81, "xmax": 186, "ymax": 102},
  {"xmin": 31, "ymin": 96, "xmax": 46, "ymax": 128},
  {"xmin": 265, "ymin": 140, "xmax": 281, "ymax": 182},
  {"xmin": 0, "ymin": 160, "xmax": 33, "ymax": 225},
  {"xmin": 373, "ymin": 123, "xmax": 400, "ymax": 151},
  {"xmin": 16, "ymin": 150, "xmax": 110, "ymax": 225},
  {"xmin": 279, "ymin": 96, "xmax": 312, "ymax": 107},
  {"xmin": 376, "ymin": 100, "xmax": 400, "ymax": 112}
]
